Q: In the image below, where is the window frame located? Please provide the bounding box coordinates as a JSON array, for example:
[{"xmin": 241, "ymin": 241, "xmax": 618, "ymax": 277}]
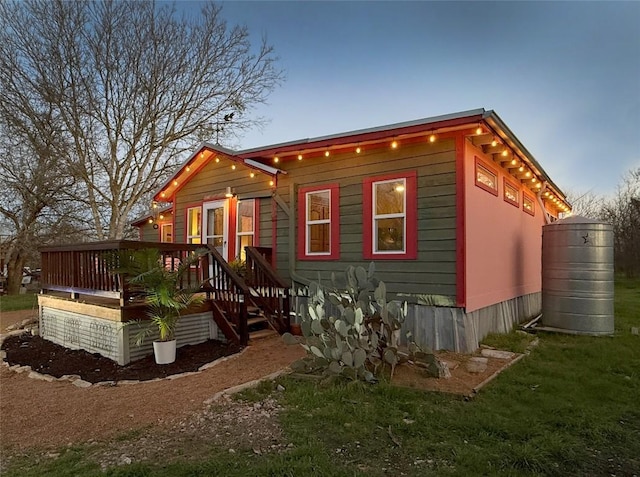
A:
[
  {"xmin": 475, "ymin": 157, "xmax": 499, "ymax": 196},
  {"xmin": 235, "ymin": 198, "xmax": 258, "ymax": 260},
  {"xmin": 185, "ymin": 205, "xmax": 202, "ymax": 244},
  {"xmin": 363, "ymin": 171, "xmax": 417, "ymax": 260},
  {"xmin": 160, "ymin": 223, "xmax": 173, "ymax": 243},
  {"xmin": 503, "ymin": 177, "xmax": 520, "ymax": 208},
  {"xmin": 297, "ymin": 183, "xmax": 340, "ymax": 260},
  {"xmin": 523, "ymin": 191, "xmax": 536, "ymax": 216}
]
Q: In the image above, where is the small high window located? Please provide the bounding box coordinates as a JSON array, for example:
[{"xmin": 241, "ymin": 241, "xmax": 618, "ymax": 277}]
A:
[
  {"xmin": 475, "ymin": 157, "xmax": 498, "ymax": 196},
  {"xmin": 523, "ymin": 192, "xmax": 535, "ymax": 216},
  {"xmin": 503, "ymin": 178, "xmax": 519, "ymax": 208}
]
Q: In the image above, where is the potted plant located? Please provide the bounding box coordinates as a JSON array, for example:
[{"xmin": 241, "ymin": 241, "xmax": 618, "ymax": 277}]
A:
[{"xmin": 120, "ymin": 248, "xmax": 205, "ymax": 364}]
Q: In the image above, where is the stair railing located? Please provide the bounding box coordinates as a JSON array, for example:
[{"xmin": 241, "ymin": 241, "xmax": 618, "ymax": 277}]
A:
[
  {"xmin": 203, "ymin": 245, "xmax": 250, "ymax": 345},
  {"xmin": 244, "ymin": 246, "xmax": 290, "ymax": 333}
]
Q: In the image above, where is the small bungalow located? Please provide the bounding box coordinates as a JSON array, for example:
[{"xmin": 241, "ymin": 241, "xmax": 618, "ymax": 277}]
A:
[
  {"xmin": 133, "ymin": 108, "xmax": 570, "ymax": 352},
  {"xmin": 38, "ymin": 108, "xmax": 571, "ymax": 364}
]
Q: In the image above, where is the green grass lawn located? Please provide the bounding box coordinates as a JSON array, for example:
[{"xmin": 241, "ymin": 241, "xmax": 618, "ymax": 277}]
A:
[
  {"xmin": 0, "ymin": 292, "xmax": 38, "ymax": 313},
  {"xmin": 4, "ymin": 278, "xmax": 639, "ymax": 476}
]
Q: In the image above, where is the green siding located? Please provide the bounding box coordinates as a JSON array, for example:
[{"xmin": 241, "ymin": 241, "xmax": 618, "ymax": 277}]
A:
[
  {"xmin": 273, "ymin": 139, "xmax": 457, "ymax": 298},
  {"xmin": 173, "ymin": 156, "xmax": 274, "ymax": 244}
]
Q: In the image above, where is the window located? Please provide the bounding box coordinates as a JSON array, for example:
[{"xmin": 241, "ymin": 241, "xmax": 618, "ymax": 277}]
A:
[
  {"xmin": 160, "ymin": 223, "xmax": 173, "ymax": 243},
  {"xmin": 236, "ymin": 199, "xmax": 256, "ymax": 260},
  {"xmin": 297, "ymin": 184, "xmax": 339, "ymax": 260},
  {"xmin": 523, "ymin": 192, "xmax": 535, "ymax": 216},
  {"xmin": 363, "ymin": 171, "xmax": 417, "ymax": 260},
  {"xmin": 475, "ymin": 157, "xmax": 498, "ymax": 196},
  {"xmin": 503, "ymin": 178, "xmax": 519, "ymax": 208},
  {"xmin": 186, "ymin": 206, "xmax": 202, "ymax": 244}
]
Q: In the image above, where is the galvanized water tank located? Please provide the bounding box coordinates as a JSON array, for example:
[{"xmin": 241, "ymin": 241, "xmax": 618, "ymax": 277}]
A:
[{"xmin": 542, "ymin": 216, "xmax": 614, "ymax": 334}]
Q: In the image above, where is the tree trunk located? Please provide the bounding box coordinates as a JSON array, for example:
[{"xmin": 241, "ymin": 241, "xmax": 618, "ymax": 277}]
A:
[{"xmin": 6, "ymin": 249, "xmax": 26, "ymax": 295}]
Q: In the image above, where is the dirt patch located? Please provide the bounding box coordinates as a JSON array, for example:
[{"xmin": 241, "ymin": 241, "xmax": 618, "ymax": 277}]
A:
[
  {"xmin": 2, "ymin": 333, "xmax": 242, "ymax": 383},
  {"xmin": 0, "ymin": 309, "xmax": 37, "ymax": 332},
  {"xmin": 392, "ymin": 350, "xmax": 522, "ymax": 397}
]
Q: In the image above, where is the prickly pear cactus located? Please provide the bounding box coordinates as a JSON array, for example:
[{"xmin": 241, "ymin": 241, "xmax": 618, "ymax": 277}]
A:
[{"xmin": 283, "ymin": 263, "xmax": 446, "ymax": 383}]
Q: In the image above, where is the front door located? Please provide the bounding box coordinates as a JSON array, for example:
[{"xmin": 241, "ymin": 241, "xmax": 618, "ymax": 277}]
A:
[{"xmin": 202, "ymin": 200, "xmax": 228, "ymax": 260}]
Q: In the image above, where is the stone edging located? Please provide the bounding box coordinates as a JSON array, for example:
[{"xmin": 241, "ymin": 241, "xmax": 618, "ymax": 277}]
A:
[{"xmin": 0, "ymin": 330, "xmax": 251, "ymax": 388}]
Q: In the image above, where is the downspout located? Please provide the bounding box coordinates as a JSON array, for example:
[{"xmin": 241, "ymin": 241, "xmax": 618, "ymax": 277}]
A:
[
  {"xmin": 273, "ymin": 182, "xmax": 311, "ymax": 288},
  {"xmin": 536, "ymin": 181, "xmax": 552, "ymax": 225}
]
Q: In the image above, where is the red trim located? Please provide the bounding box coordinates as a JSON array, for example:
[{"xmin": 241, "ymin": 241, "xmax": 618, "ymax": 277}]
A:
[
  {"xmin": 474, "ymin": 156, "xmax": 499, "ymax": 196},
  {"xmin": 503, "ymin": 177, "xmax": 520, "ymax": 208},
  {"xmin": 235, "ymin": 199, "xmax": 258, "ymax": 257},
  {"xmin": 271, "ymin": 196, "xmax": 277, "ymax": 269},
  {"xmin": 249, "ymin": 198, "xmax": 260, "ymax": 248},
  {"xmin": 228, "ymin": 197, "xmax": 237, "ymax": 261},
  {"xmin": 297, "ymin": 184, "xmax": 340, "ymax": 260},
  {"xmin": 363, "ymin": 171, "xmax": 417, "ymax": 260},
  {"xmin": 455, "ymin": 133, "xmax": 466, "ymax": 308},
  {"xmin": 523, "ymin": 191, "xmax": 536, "ymax": 216},
  {"xmin": 184, "ymin": 202, "xmax": 203, "ymax": 243}
]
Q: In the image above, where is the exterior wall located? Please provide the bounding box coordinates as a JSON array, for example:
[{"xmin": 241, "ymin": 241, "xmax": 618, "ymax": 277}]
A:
[
  {"xmin": 138, "ymin": 211, "xmax": 174, "ymax": 242},
  {"xmin": 173, "ymin": 154, "xmax": 274, "ymax": 249},
  {"xmin": 463, "ymin": 140, "xmax": 545, "ymax": 312},
  {"xmin": 39, "ymin": 297, "xmax": 219, "ymax": 365},
  {"xmin": 275, "ymin": 137, "xmax": 458, "ymax": 298}
]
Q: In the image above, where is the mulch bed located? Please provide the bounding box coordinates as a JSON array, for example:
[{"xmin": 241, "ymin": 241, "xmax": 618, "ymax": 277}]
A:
[{"xmin": 1, "ymin": 334, "xmax": 243, "ymax": 384}]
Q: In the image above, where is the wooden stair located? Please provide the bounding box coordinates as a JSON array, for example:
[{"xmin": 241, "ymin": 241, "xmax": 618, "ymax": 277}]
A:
[{"xmin": 247, "ymin": 309, "xmax": 278, "ymax": 341}]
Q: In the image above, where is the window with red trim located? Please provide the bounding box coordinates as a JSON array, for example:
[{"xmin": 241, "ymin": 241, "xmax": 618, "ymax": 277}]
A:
[
  {"xmin": 297, "ymin": 184, "xmax": 340, "ymax": 260},
  {"xmin": 363, "ymin": 171, "xmax": 417, "ymax": 260},
  {"xmin": 503, "ymin": 178, "xmax": 519, "ymax": 207},
  {"xmin": 475, "ymin": 157, "xmax": 498, "ymax": 196},
  {"xmin": 523, "ymin": 192, "xmax": 535, "ymax": 216},
  {"xmin": 236, "ymin": 199, "xmax": 255, "ymax": 260}
]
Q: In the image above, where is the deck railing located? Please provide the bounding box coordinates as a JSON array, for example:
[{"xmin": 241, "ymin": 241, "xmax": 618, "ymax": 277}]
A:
[
  {"xmin": 40, "ymin": 241, "xmax": 206, "ymax": 305},
  {"xmin": 245, "ymin": 246, "xmax": 290, "ymax": 333}
]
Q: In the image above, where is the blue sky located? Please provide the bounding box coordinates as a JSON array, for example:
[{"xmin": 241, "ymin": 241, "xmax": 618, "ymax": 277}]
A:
[{"xmin": 183, "ymin": 1, "xmax": 639, "ymax": 198}]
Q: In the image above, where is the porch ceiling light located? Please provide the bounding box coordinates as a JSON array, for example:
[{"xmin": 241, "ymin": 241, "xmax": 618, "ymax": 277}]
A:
[{"xmin": 225, "ymin": 187, "xmax": 235, "ymax": 198}]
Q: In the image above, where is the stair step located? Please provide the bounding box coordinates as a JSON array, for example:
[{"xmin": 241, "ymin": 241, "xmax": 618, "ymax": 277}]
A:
[
  {"xmin": 247, "ymin": 316, "xmax": 268, "ymax": 326},
  {"xmin": 249, "ymin": 329, "xmax": 278, "ymax": 341}
]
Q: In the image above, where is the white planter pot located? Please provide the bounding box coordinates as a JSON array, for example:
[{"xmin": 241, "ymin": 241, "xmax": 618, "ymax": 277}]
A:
[{"xmin": 153, "ymin": 339, "xmax": 177, "ymax": 364}]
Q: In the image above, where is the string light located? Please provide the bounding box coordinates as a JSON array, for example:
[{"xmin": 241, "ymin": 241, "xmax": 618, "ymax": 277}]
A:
[
  {"xmin": 215, "ymin": 157, "xmax": 220, "ymax": 163},
  {"xmin": 502, "ymin": 149, "xmax": 509, "ymax": 157},
  {"xmin": 148, "ymin": 218, "xmax": 153, "ymax": 224},
  {"xmin": 356, "ymin": 146, "xmax": 362, "ymax": 153},
  {"xmin": 159, "ymin": 214, "xmax": 164, "ymax": 220},
  {"xmin": 173, "ymin": 180, "xmax": 178, "ymax": 186},
  {"xmin": 231, "ymin": 164, "xmax": 236, "ymax": 170},
  {"xmin": 429, "ymin": 133, "xmax": 437, "ymax": 143},
  {"xmin": 491, "ymin": 138, "xmax": 498, "ymax": 147},
  {"xmin": 297, "ymin": 154, "xmax": 303, "ymax": 160},
  {"xmin": 518, "ymin": 165, "xmax": 525, "ymax": 172},
  {"xmin": 525, "ymin": 171, "xmax": 531, "ymax": 178},
  {"xmin": 269, "ymin": 180, "xmax": 274, "ymax": 186},
  {"xmin": 250, "ymin": 172, "xmax": 255, "ymax": 178},
  {"xmin": 273, "ymin": 157, "xmax": 279, "ymax": 163},
  {"xmin": 476, "ymin": 125, "xmax": 483, "ymax": 135},
  {"xmin": 536, "ymin": 182, "xmax": 542, "ymax": 189},
  {"xmin": 161, "ymin": 192, "xmax": 166, "ymax": 198},
  {"xmin": 324, "ymin": 150, "xmax": 330, "ymax": 157},
  {"xmin": 186, "ymin": 166, "xmax": 191, "ymax": 172},
  {"xmin": 391, "ymin": 140, "xmax": 398, "ymax": 149},
  {"xmin": 531, "ymin": 177, "xmax": 536, "ymax": 182},
  {"xmin": 510, "ymin": 158, "xmax": 517, "ymax": 166}
]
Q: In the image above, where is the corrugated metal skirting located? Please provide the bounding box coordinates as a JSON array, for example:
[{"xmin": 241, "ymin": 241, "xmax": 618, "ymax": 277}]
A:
[
  {"xmin": 40, "ymin": 306, "xmax": 219, "ymax": 365},
  {"xmin": 292, "ymin": 292, "xmax": 541, "ymax": 353}
]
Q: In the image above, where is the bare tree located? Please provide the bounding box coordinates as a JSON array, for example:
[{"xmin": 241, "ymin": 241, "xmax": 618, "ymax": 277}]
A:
[
  {"xmin": 600, "ymin": 168, "xmax": 640, "ymax": 277},
  {"xmin": 564, "ymin": 189, "xmax": 605, "ymax": 220},
  {"xmin": 0, "ymin": 0, "xmax": 283, "ymax": 240},
  {"xmin": 0, "ymin": 116, "xmax": 84, "ymax": 293}
]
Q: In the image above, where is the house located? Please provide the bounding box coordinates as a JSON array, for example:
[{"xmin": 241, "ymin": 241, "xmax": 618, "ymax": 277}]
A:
[{"xmin": 131, "ymin": 108, "xmax": 571, "ymax": 352}]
